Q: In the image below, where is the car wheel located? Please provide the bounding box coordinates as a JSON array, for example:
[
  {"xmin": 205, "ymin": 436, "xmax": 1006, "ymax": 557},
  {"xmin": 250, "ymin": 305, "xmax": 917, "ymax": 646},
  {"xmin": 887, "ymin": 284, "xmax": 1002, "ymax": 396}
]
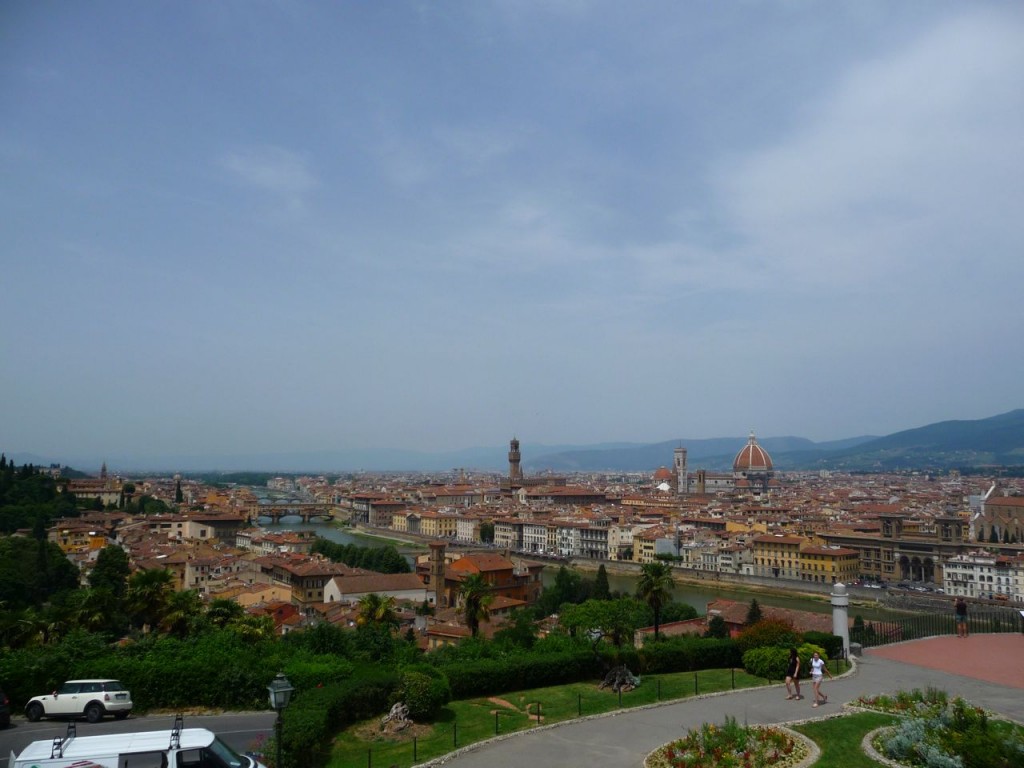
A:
[
  {"xmin": 26, "ymin": 702, "xmax": 44, "ymax": 722},
  {"xmin": 85, "ymin": 703, "xmax": 104, "ymax": 723},
  {"xmin": 114, "ymin": 710, "xmax": 130, "ymax": 720}
]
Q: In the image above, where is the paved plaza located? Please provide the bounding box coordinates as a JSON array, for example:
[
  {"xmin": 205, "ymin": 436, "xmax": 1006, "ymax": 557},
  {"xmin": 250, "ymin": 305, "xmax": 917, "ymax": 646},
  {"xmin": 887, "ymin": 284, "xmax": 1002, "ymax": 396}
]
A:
[{"xmin": 432, "ymin": 633, "xmax": 1024, "ymax": 767}]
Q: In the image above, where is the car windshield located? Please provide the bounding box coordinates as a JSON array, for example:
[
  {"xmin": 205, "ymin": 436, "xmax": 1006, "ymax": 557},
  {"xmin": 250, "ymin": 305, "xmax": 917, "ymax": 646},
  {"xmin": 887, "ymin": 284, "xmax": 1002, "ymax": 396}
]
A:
[
  {"xmin": 207, "ymin": 736, "xmax": 249, "ymax": 768},
  {"xmin": 102, "ymin": 681, "xmax": 128, "ymax": 692}
]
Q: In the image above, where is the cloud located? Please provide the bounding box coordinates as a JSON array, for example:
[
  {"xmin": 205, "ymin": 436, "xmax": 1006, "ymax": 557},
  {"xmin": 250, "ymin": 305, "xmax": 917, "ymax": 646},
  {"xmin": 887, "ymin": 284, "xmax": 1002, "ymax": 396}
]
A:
[
  {"xmin": 714, "ymin": 9, "xmax": 1024, "ymax": 295},
  {"xmin": 220, "ymin": 145, "xmax": 317, "ymax": 205}
]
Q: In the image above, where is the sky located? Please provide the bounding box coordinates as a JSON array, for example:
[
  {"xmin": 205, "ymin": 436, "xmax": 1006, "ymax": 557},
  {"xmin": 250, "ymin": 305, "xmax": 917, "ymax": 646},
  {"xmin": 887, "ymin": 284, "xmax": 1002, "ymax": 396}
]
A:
[{"xmin": 2, "ymin": 1, "xmax": 1023, "ymax": 468}]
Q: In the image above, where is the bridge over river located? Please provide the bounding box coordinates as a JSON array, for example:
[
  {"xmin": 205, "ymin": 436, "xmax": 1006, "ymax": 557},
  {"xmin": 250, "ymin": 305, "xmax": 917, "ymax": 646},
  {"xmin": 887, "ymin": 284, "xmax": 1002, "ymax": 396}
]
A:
[{"xmin": 250, "ymin": 502, "xmax": 345, "ymax": 524}]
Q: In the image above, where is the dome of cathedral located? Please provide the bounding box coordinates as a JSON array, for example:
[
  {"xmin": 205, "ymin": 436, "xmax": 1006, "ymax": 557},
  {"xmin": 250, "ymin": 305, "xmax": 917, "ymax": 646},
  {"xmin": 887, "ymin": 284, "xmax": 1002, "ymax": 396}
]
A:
[
  {"xmin": 733, "ymin": 432, "xmax": 773, "ymax": 473},
  {"xmin": 654, "ymin": 466, "xmax": 673, "ymax": 481}
]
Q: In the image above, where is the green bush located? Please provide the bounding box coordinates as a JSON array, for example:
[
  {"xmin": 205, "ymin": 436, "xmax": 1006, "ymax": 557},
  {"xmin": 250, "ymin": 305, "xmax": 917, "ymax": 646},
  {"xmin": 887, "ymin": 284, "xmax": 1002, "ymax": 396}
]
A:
[
  {"xmin": 0, "ymin": 630, "xmax": 112, "ymax": 706},
  {"xmin": 280, "ymin": 667, "xmax": 401, "ymax": 768},
  {"xmin": 735, "ymin": 618, "xmax": 800, "ymax": 654},
  {"xmin": 801, "ymin": 631, "xmax": 843, "ymax": 659},
  {"xmin": 281, "ymin": 655, "xmax": 356, "ymax": 693},
  {"xmin": 438, "ymin": 649, "xmax": 600, "ymax": 698},
  {"xmin": 796, "ymin": 642, "xmax": 826, "ymax": 678},
  {"xmin": 688, "ymin": 638, "xmax": 742, "ymax": 670},
  {"xmin": 880, "ymin": 695, "xmax": 1024, "ymax": 768},
  {"xmin": 638, "ymin": 637, "xmax": 741, "ymax": 674},
  {"xmin": 638, "ymin": 638, "xmax": 696, "ymax": 673},
  {"xmin": 742, "ymin": 646, "xmax": 789, "ymax": 679},
  {"xmin": 105, "ymin": 633, "xmax": 286, "ymax": 710},
  {"xmin": 395, "ymin": 665, "xmax": 450, "ymax": 720}
]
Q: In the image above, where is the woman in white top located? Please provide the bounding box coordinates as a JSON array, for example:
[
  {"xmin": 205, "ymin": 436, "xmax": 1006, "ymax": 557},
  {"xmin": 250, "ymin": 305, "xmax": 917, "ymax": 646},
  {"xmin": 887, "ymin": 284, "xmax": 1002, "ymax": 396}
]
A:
[{"xmin": 809, "ymin": 651, "xmax": 832, "ymax": 707}]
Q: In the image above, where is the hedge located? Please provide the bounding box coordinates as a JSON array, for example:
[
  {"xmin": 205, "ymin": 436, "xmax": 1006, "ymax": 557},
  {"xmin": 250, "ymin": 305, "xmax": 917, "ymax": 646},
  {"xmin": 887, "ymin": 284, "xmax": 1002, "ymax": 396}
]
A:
[
  {"xmin": 639, "ymin": 637, "xmax": 743, "ymax": 674},
  {"xmin": 279, "ymin": 666, "xmax": 401, "ymax": 768},
  {"xmin": 436, "ymin": 649, "xmax": 601, "ymax": 698},
  {"xmin": 801, "ymin": 631, "xmax": 844, "ymax": 659}
]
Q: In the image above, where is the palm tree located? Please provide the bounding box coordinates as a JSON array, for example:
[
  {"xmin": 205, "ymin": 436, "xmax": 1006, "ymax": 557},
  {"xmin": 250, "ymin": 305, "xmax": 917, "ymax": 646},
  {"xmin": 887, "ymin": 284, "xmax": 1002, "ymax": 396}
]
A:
[
  {"xmin": 160, "ymin": 589, "xmax": 204, "ymax": 638},
  {"xmin": 226, "ymin": 613, "xmax": 276, "ymax": 644},
  {"xmin": 206, "ymin": 598, "xmax": 245, "ymax": 628},
  {"xmin": 636, "ymin": 561, "xmax": 673, "ymax": 640},
  {"xmin": 459, "ymin": 574, "xmax": 494, "ymax": 638},
  {"xmin": 356, "ymin": 593, "xmax": 399, "ymax": 629},
  {"xmin": 71, "ymin": 587, "xmax": 126, "ymax": 636},
  {"xmin": 11, "ymin": 607, "xmax": 49, "ymax": 647},
  {"xmin": 126, "ymin": 568, "xmax": 175, "ymax": 633}
]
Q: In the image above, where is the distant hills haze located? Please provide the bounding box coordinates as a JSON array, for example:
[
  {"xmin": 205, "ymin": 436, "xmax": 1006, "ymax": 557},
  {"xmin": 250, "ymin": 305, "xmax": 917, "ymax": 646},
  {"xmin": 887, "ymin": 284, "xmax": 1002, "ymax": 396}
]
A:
[{"xmin": 8, "ymin": 409, "xmax": 1024, "ymax": 475}]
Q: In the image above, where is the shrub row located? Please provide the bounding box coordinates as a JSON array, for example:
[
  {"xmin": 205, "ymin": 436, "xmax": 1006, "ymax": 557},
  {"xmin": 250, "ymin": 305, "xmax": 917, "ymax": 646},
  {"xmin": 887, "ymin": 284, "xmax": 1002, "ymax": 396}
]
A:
[
  {"xmin": 637, "ymin": 637, "xmax": 743, "ymax": 674},
  {"xmin": 0, "ymin": 631, "xmax": 357, "ymax": 712},
  {"xmin": 437, "ymin": 649, "xmax": 601, "ymax": 698},
  {"xmin": 431, "ymin": 637, "xmax": 748, "ymax": 699},
  {"xmin": 279, "ymin": 666, "xmax": 400, "ymax": 768}
]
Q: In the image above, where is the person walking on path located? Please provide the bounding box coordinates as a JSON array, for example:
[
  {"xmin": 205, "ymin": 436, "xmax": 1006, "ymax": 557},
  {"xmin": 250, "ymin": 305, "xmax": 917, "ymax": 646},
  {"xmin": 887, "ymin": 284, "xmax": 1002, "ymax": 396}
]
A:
[
  {"xmin": 809, "ymin": 651, "xmax": 832, "ymax": 707},
  {"xmin": 955, "ymin": 597, "xmax": 969, "ymax": 637},
  {"xmin": 784, "ymin": 648, "xmax": 802, "ymax": 700}
]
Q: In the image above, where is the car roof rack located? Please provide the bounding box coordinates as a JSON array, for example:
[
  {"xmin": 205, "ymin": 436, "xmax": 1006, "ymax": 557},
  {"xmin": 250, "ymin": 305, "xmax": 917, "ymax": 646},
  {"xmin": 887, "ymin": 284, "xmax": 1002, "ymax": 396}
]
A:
[
  {"xmin": 169, "ymin": 714, "xmax": 184, "ymax": 750},
  {"xmin": 51, "ymin": 721, "xmax": 77, "ymax": 758}
]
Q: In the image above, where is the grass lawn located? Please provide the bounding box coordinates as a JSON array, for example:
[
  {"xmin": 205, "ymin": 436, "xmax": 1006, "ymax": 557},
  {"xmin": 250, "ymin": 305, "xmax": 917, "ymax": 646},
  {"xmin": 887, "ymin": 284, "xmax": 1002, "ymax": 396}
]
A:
[
  {"xmin": 792, "ymin": 711, "xmax": 896, "ymax": 768},
  {"xmin": 327, "ymin": 668, "xmax": 770, "ymax": 768}
]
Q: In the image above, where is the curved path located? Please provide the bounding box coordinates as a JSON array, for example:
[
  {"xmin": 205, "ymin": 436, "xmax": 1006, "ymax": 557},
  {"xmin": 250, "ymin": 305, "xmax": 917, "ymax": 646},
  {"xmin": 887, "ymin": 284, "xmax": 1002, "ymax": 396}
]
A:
[{"xmin": 432, "ymin": 634, "xmax": 1024, "ymax": 767}]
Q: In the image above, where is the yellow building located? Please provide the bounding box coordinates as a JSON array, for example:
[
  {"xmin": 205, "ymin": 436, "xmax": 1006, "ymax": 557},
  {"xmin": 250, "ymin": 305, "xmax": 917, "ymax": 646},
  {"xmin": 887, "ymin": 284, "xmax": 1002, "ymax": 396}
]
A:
[
  {"xmin": 799, "ymin": 545, "xmax": 860, "ymax": 584},
  {"xmin": 632, "ymin": 530, "xmax": 659, "ymax": 564},
  {"xmin": 752, "ymin": 534, "xmax": 807, "ymax": 579},
  {"xmin": 418, "ymin": 511, "xmax": 459, "ymax": 539},
  {"xmin": 50, "ymin": 521, "xmax": 108, "ymax": 554}
]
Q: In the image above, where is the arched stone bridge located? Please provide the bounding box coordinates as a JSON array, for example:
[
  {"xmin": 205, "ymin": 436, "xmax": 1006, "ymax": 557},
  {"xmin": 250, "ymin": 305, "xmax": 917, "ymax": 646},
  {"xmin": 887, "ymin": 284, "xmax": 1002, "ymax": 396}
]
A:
[{"xmin": 249, "ymin": 503, "xmax": 340, "ymax": 524}]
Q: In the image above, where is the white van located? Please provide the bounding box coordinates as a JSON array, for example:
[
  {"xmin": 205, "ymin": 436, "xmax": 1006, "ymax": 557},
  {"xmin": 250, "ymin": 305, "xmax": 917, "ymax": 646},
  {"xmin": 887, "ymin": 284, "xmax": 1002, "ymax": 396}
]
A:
[{"xmin": 9, "ymin": 716, "xmax": 268, "ymax": 768}]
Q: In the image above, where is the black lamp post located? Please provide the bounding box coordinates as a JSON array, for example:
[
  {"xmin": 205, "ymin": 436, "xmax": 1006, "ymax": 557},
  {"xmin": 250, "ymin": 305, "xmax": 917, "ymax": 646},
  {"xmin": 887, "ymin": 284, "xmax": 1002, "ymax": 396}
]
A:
[{"xmin": 267, "ymin": 672, "xmax": 294, "ymax": 768}]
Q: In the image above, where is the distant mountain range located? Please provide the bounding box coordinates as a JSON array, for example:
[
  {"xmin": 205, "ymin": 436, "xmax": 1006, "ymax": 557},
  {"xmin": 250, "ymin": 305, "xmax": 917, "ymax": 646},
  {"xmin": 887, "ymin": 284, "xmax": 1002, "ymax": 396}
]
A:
[
  {"xmin": 528, "ymin": 409, "xmax": 1024, "ymax": 473},
  {"xmin": 8, "ymin": 409, "xmax": 1024, "ymax": 475}
]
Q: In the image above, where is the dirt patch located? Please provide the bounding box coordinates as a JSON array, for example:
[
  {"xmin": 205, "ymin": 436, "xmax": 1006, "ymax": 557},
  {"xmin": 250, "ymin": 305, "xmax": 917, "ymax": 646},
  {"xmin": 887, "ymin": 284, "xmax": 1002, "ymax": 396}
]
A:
[
  {"xmin": 487, "ymin": 696, "xmax": 518, "ymax": 710},
  {"xmin": 350, "ymin": 719, "xmax": 434, "ymax": 743}
]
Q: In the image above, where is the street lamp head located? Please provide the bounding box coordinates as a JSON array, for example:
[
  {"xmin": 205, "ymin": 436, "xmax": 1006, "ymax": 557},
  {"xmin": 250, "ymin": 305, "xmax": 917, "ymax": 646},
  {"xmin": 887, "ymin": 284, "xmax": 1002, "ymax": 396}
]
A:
[{"xmin": 267, "ymin": 672, "xmax": 294, "ymax": 711}]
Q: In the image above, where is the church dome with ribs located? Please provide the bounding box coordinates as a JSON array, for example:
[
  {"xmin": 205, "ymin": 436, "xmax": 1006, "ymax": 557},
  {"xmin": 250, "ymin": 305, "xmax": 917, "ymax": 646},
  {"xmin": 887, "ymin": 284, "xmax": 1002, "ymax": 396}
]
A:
[
  {"xmin": 653, "ymin": 466, "xmax": 673, "ymax": 482},
  {"xmin": 733, "ymin": 431, "xmax": 773, "ymax": 472}
]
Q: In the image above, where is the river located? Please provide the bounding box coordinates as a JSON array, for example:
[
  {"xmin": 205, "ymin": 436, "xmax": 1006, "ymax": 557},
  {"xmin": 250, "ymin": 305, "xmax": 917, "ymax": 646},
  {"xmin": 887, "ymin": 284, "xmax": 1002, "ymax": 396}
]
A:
[{"xmin": 259, "ymin": 517, "xmax": 903, "ymax": 620}]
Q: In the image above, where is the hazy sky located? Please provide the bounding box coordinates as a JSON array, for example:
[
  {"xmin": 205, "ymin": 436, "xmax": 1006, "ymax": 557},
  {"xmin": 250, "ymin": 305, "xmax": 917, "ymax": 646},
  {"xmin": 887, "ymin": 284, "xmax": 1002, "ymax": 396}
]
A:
[{"xmin": 3, "ymin": 2, "xmax": 1023, "ymax": 464}]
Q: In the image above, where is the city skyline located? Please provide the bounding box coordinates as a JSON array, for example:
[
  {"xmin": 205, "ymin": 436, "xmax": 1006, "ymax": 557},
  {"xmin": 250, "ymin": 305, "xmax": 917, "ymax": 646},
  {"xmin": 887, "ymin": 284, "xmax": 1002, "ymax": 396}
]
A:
[{"xmin": 3, "ymin": 3, "xmax": 1023, "ymax": 462}]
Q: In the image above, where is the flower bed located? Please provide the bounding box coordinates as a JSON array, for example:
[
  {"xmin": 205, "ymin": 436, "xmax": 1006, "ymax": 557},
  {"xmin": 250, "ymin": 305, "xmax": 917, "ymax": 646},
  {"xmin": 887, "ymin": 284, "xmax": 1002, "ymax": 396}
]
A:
[
  {"xmin": 852, "ymin": 687, "xmax": 949, "ymax": 718},
  {"xmin": 644, "ymin": 717, "xmax": 814, "ymax": 768},
  {"xmin": 855, "ymin": 688, "xmax": 1024, "ymax": 768}
]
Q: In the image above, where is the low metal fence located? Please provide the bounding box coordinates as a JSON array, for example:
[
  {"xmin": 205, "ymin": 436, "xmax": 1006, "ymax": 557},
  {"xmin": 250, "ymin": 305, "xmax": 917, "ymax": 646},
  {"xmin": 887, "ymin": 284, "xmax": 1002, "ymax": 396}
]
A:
[
  {"xmin": 329, "ymin": 667, "xmax": 781, "ymax": 768},
  {"xmin": 851, "ymin": 607, "xmax": 1024, "ymax": 648}
]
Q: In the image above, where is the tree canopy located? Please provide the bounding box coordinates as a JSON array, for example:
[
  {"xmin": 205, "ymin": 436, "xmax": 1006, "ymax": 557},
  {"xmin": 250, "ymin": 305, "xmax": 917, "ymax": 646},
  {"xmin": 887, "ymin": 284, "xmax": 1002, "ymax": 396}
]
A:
[
  {"xmin": 559, "ymin": 597, "xmax": 645, "ymax": 653},
  {"xmin": 312, "ymin": 538, "xmax": 411, "ymax": 573}
]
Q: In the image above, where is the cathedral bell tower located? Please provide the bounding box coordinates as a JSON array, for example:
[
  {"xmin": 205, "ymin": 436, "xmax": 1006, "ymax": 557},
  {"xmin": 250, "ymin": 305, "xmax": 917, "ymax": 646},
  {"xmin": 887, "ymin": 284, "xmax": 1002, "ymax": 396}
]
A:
[{"xmin": 673, "ymin": 446, "xmax": 688, "ymax": 496}]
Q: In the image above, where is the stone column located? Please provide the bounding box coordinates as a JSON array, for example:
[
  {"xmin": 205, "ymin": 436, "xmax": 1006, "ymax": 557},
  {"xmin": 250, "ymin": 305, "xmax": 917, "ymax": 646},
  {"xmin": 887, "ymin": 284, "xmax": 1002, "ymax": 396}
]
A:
[{"xmin": 831, "ymin": 582, "xmax": 850, "ymax": 657}]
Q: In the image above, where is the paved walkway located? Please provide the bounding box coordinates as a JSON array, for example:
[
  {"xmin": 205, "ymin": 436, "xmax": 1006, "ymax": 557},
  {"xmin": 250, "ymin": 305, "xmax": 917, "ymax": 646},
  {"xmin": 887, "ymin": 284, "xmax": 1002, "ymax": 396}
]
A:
[
  {"xmin": 432, "ymin": 633, "xmax": 1024, "ymax": 768},
  {"xmin": 865, "ymin": 633, "xmax": 1024, "ymax": 689}
]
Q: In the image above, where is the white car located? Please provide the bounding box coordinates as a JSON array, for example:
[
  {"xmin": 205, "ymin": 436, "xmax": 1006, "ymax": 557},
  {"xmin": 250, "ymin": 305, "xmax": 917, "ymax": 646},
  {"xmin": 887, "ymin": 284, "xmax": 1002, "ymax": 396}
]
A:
[
  {"xmin": 25, "ymin": 679, "xmax": 133, "ymax": 723},
  {"xmin": 12, "ymin": 715, "xmax": 266, "ymax": 768}
]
